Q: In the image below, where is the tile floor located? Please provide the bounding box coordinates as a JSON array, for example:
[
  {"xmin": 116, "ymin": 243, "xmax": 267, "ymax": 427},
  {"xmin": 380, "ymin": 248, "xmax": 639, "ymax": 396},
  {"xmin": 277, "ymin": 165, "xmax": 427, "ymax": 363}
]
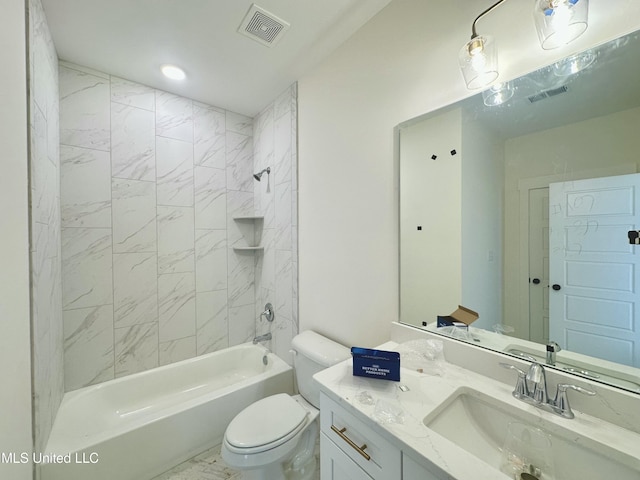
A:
[{"xmin": 152, "ymin": 443, "xmax": 320, "ymax": 480}]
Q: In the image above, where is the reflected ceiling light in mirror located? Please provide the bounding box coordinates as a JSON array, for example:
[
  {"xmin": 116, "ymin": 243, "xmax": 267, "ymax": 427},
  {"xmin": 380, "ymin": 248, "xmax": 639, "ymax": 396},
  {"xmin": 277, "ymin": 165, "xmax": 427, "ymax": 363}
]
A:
[
  {"xmin": 482, "ymin": 82, "xmax": 515, "ymax": 106},
  {"xmin": 552, "ymin": 50, "xmax": 595, "ymax": 76},
  {"xmin": 460, "ymin": 0, "xmax": 590, "ymax": 89},
  {"xmin": 161, "ymin": 64, "xmax": 186, "ymax": 80},
  {"xmin": 534, "ymin": 0, "xmax": 589, "ymax": 50}
]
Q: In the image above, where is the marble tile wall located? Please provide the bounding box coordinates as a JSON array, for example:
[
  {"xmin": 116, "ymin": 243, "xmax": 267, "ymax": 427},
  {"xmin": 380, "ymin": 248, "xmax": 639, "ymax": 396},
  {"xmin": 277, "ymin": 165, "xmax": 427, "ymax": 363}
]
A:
[
  {"xmin": 253, "ymin": 84, "xmax": 299, "ymax": 364},
  {"xmin": 28, "ymin": 0, "xmax": 64, "ymax": 455},
  {"xmin": 59, "ymin": 63, "xmax": 278, "ymax": 390}
]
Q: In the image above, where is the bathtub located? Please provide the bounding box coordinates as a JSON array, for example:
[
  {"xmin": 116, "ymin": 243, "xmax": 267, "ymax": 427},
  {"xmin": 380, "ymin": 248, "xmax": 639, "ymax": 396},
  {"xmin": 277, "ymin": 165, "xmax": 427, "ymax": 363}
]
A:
[{"xmin": 40, "ymin": 343, "xmax": 293, "ymax": 480}]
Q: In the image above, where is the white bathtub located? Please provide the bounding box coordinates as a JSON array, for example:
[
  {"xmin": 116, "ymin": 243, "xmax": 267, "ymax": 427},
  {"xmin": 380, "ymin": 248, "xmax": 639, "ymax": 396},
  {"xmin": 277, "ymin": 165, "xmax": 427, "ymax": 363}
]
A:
[{"xmin": 40, "ymin": 343, "xmax": 293, "ymax": 480}]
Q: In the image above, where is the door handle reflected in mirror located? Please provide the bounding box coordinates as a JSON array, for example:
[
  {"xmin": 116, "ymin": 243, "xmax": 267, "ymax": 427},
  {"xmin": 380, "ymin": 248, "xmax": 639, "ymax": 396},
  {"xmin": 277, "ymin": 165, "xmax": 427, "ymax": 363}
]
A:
[{"xmin": 532, "ymin": 278, "xmax": 541, "ymax": 284}]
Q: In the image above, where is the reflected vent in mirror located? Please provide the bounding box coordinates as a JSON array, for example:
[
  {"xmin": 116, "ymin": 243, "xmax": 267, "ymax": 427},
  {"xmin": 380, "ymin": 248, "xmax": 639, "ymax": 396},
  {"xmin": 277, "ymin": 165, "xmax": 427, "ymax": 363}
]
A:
[
  {"xmin": 528, "ymin": 85, "xmax": 569, "ymax": 103},
  {"xmin": 238, "ymin": 4, "xmax": 290, "ymax": 47}
]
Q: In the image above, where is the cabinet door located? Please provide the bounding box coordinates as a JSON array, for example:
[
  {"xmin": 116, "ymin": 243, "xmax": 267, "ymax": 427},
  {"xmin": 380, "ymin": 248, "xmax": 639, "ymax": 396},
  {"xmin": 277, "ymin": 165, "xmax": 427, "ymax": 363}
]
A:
[
  {"xmin": 321, "ymin": 433, "xmax": 373, "ymax": 480},
  {"xmin": 403, "ymin": 454, "xmax": 444, "ymax": 480}
]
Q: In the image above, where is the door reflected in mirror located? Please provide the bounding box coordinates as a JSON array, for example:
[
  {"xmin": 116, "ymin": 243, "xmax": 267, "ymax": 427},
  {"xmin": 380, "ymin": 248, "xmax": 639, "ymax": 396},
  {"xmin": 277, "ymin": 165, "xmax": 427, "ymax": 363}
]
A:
[{"xmin": 398, "ymin": 29, "xmax": 640, "ymax": 393}]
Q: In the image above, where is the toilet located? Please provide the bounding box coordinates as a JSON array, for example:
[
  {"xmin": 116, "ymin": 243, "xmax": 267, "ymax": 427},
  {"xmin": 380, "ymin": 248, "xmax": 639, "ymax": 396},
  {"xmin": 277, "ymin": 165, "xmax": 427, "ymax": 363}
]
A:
[{"xmin": 221, "ymin": 330, "xmax": 350, "ymax": 480}]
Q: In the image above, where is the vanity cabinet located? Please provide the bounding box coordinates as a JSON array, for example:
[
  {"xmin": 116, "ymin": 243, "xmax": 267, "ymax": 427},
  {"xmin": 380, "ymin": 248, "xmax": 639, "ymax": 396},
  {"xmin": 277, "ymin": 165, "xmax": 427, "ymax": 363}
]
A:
[{"xmin": 320, "ymin": 393, "xmax": 444, "ymax": 480}]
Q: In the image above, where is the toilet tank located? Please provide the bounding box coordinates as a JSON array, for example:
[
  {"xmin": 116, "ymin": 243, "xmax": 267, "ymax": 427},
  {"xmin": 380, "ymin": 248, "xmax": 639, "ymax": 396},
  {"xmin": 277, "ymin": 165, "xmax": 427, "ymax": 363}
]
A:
[{"xmin": 291, "ymin": 331, "xmax": 350, "ymax": 408}]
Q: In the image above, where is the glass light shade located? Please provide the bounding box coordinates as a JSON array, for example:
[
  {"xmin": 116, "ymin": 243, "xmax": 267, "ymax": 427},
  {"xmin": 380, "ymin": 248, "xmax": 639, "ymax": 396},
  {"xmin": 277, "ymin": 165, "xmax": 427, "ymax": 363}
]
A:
[
  {"xmin": 482, "ymin": 82, "xmax": 515, "ymax": 106},
  {"xmin": 533, "ymin": 0, "xmax": 589, "ymax": 50},
  {"xmin": 458, "ymin": 35, "xmax": 499, "ymax": 89},
  {"xmin": 552, "ymin": 50, "xmax": 595, "ymax": 76}
]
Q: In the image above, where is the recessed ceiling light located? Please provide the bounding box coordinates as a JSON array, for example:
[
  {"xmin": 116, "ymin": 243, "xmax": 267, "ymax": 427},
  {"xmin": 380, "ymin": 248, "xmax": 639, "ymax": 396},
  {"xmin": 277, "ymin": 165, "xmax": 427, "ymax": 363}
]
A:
[{"xmin": 161, "ymin": 64, "xmax": 186, "ymax": 80}]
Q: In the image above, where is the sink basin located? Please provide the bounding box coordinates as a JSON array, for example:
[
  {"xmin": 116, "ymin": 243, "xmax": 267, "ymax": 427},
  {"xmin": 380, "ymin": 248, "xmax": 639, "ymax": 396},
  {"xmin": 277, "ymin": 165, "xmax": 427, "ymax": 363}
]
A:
[{"xmin": 423, "ymin": 387, "xmax": 640, "ymax": 480}]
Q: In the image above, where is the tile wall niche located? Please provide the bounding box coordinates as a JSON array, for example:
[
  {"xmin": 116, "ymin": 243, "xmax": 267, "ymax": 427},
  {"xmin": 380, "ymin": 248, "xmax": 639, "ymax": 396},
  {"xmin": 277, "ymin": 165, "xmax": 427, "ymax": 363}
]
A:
[
  {"xmin": 59, "ymin": 61, "xmax": 298, "ymax": 391},
  {"xmin": 28, "ymin": 0, "xmax": 64, "ymax": 454}
]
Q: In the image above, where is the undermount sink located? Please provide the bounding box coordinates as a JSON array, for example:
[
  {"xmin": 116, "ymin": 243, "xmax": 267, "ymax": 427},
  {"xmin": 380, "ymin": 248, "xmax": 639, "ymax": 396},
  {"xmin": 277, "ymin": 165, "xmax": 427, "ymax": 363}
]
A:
[{"xmin": 423, "ymin": 387, "xmax": 639, "ymax": 480}]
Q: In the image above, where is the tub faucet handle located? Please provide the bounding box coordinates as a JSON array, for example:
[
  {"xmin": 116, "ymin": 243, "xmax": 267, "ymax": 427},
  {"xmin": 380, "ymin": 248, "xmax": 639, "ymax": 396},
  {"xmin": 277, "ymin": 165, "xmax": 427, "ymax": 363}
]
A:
[{"xmin": 261, "ymin": 303, "xmax": 274, "ymax": 322}]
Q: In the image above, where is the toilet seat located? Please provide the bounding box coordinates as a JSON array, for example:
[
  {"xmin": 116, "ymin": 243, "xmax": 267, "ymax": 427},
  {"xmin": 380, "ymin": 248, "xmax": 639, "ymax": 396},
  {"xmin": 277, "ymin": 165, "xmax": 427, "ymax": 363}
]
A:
[{"xmin": 224, "ymin": 393, "xmax": 309, "ymax": 454}]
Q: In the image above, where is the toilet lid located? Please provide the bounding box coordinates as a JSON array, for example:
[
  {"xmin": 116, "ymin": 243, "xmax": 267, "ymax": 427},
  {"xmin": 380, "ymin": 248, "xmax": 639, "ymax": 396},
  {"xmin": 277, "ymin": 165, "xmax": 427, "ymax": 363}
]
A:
[{"xmin": 225, "ymin": 394, "xmax": 308, "ymax": 449}]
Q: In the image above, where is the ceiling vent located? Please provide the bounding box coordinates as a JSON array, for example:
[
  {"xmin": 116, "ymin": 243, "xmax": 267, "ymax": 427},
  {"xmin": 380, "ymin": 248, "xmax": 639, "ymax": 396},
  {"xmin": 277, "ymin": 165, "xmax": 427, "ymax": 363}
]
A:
[
  {"xmin": 528, "ymin": 85, "xmax": 569, "ymax": 103},
  {"xmin": 238, "ymin": 4, "xmax": 290, "ymax": 47}
]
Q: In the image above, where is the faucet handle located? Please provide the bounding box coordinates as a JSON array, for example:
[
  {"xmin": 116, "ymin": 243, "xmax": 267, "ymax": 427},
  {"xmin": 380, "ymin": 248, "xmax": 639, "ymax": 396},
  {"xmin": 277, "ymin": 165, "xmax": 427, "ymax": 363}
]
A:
[
  {"xmin": 553, "ymin": 383, "xmax": 596, "ymax": 419},
  {"xmin": 500, "ymin": 363, "xmax": 529, "ymax": 399}
]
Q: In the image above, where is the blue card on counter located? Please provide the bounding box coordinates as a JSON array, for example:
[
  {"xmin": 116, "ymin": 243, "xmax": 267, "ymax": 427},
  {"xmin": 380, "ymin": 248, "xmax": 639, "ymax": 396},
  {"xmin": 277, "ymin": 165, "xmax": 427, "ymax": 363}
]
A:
[{"xmin": 351, "ymin": 347, "xmax": 400, "ymax": 381}]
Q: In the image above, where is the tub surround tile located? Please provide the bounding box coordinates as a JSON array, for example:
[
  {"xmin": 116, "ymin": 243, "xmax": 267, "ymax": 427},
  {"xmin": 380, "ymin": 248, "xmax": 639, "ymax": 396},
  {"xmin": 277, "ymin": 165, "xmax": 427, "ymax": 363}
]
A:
[
  {"xmin": 58, "ymin": 65, "xmax": 298, "ymax": 386},
  {"xmin": 156, "ymin": 91, "xmax": 193, "ymax": 142},
  {"xmin": 112, "ymin": 178, "xmax": 157, "ymax": 253},
  {"xmin": 275, "ymin": 249, "xmax": 293, "ymax": 322},
  {"xmin": 159, "ymin": 337, "xmax": 196, "ymax": 366},
  {"xmin": 63, "ymin": 305, "xmax": 115, "ymax": 391},
  {"xmin": 228, "ymin": 304, "xmax": 256, "ymax": 346},
  {"xmin": 62, "ymin": 227, "xmax": 113, "ymax": 310},
  {"xmin": 226, "ymin": 111, "xmax": 253, "ymax": 136},
  {"xmin": 195, "ymin": 230, "xmax": 228, "ymax": 293},
  {"xmin": 59, "ymin": 65, "xmax": 110, "ymax": 150},
  {"xmin": 158, "ymin": 272, "xmax": 196, "ymax": 342},
  {"xmin": 111, "ymin": 102, "xmax": 156, "ymax": 181},
  {"xmin": 30, "ymin": 0, "xmax": 63, "ymax": 454},
  {"xmin": 227, "ymin": 250, "xmax": 255, "ymax": 309},
  {"xmin": 275, "ymin": 182, "xmax": 292, "ymax": 250},
  {"xmin": 158, "ymin": 206, "xmax": 195, "ymax": 274},
  {"xmin": 274, "ymin": 108, "xmax": 292, "ymax": 186},
  {"xmin": 226, "ymin": 132, "xmax": 253, "ymax": 193},
  {"xmin": 60, "ymin": 145, "xmax": 111, "ymax": 228},
  {"xmin": 111, "ymin": 76, "xmax": 155, "ymax": 111},
  {"xmin": 113, "ymin": 253, "xmax": 158, "ymax": 328},
  {"xmin": 195, "ymin": 166, "xmax": 227, "ymax": 230},
  {"xmin": 115, "ymin": 322, "xmax": 159, "ymax": 377},
  {"xmin": 194, "ymin": 104, "xmax": 226, "ymax": 169},
  {"xmin": 226, "ymin": 191, "xmax": 254, "ymax": 247},
  {"xmin": 156, "ymin": 136, "xmax": 194, "ymax": 206},
  {"xmin": 196, "ymin": 290, "xmax": 229, "ymax": 355}
]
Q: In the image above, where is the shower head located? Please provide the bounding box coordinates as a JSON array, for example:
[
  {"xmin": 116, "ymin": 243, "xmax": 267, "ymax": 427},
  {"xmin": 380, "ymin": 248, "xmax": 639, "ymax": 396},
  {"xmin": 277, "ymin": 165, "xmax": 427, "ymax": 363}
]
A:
[{"xmin": 253, "ymin": 167, "xmax": 271, "ymax": 181}]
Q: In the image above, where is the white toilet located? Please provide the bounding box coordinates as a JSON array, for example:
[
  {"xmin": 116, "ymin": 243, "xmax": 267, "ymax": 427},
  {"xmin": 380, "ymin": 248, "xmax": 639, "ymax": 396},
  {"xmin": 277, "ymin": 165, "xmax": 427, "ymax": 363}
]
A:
[{"xmin": 221, "ymin": 330, "xmax": 350, "ymax": 480}]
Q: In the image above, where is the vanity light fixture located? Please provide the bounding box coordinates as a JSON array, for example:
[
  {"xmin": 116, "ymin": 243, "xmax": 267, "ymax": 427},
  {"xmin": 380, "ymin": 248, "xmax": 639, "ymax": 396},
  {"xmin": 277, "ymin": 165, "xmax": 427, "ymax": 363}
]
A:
[
  {"xmin": 459, "ymin": 0, "xmax": 589, "ymax": 89},
  {"xmin": 161, "ymin": 64, "xmax": 186, "ymax": 81}
]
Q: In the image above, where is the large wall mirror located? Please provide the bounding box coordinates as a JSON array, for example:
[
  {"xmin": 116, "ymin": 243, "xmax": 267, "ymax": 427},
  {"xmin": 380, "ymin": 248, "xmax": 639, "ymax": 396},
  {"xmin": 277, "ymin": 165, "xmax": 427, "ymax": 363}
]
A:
[{"xmin": 398, "ymin": 28, "xmax": 640, "ymax": 394}]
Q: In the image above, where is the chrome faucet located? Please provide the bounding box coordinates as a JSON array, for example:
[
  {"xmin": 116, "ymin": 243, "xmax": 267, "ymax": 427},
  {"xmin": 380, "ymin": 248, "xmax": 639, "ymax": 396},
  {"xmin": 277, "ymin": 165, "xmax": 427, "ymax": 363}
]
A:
[
  {"xmin": 546, "ymin": 341, "xmax": 561, "ymax": 366},
  {"xmin": 501, "ymin": 362, "xmax": 596, "ymax": 419},
  {"xmin": 253, "ymin": 332, "xmax": 272, "ymax": 344}
]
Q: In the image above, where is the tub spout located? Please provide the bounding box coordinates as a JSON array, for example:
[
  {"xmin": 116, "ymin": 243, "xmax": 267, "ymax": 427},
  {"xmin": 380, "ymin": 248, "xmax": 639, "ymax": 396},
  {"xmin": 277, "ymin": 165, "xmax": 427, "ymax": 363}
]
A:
[{"xmin": 253, "ymin": 333, "xmax": 272, "ymax": 344}]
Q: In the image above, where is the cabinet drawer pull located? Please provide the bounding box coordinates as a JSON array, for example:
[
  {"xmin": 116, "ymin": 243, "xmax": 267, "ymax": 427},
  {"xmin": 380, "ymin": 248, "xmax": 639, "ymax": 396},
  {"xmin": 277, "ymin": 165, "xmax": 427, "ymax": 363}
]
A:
[{"xmin": 330, "ymin": 424, "xmax": 371, "ymax": 461}]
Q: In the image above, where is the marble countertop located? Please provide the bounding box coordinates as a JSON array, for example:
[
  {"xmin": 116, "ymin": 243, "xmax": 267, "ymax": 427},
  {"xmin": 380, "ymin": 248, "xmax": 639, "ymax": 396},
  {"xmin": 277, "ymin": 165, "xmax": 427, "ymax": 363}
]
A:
[{"xmin": 313, "ymin": 341, "xmax": 640, "ymax": 480}]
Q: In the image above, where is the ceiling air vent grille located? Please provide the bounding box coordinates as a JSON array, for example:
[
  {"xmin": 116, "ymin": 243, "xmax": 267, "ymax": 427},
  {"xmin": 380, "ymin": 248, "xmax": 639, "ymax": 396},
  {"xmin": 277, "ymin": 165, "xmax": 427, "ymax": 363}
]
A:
[
  {"xmin": 238, "ymin": 4, "xmax": 290, "ymax": 47},
  {"xmin": 528, "ymin": 85, "xmax": 569, "ymax": 103}
]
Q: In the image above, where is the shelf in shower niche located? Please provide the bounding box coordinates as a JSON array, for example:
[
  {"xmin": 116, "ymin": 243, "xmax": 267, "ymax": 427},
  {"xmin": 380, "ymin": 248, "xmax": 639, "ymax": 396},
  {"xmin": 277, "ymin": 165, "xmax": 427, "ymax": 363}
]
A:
[
  {"xmin": 233, "ymin": 246, "xmax": 264, "ymax": 252},
  {"xmin": 233, "ymin": 216, "xmax": 264, "ymax": 222},
  {"xmin": 233, "ymin": 216, "xmax": 264, "ymax": 251}
]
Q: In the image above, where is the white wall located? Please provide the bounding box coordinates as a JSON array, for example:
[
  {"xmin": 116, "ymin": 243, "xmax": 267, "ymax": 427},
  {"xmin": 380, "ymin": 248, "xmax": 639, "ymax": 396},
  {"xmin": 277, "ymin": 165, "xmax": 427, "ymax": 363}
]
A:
[
  {"xmin": 461, "ymin": 118, "xmax": 503, "ymax": 330},
  {"xmin": 0, "ymin": 0, "xmax": 34, "ymax": 478},
  {"xmin": 399, "ymin": 109, "xmax": 462, "ymax": 327},
  {"xmin": 298, "ymin": 0, "xmax": 640, "ymax": 347}
]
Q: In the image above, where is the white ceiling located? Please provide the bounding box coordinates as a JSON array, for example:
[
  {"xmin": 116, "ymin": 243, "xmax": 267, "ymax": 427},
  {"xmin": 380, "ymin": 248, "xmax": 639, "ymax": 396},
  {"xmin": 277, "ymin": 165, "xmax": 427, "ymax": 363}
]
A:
[{"xmin": 41, "ymin": 0, "xmax": 392, "ymax": 117}]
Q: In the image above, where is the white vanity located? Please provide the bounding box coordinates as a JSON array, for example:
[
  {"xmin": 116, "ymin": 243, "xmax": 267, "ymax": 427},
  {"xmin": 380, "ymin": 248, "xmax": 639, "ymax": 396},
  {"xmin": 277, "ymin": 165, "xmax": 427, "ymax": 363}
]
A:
[{"xmin": 314, "ymin": 323, "xmax": 640, "ymax": 480}]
